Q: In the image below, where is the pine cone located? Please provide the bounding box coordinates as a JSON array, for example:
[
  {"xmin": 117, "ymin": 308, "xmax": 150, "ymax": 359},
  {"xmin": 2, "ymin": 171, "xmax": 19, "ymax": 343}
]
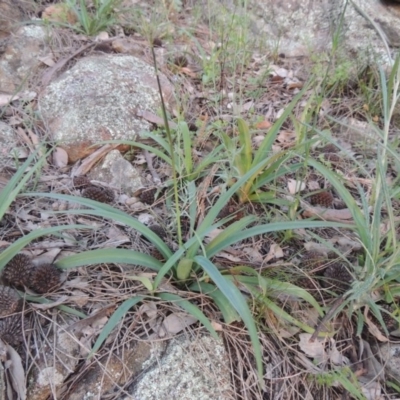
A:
[
  {"xmin": 172, "ymin": 55, "xmax": 188, "ymax": 68},
  {"xmin": 148, "ymin": 225, "xmax": 167, "ymax": 239},
  {"xmin": 28, "ymin": 264, "xmax": 62, "ymax": 294},
  {"xmin": 82, "ymin": 185, "xmax": 114, "ymax": 204},
  {"xmin": 218, "ymin": 199, "xmax": 244, "ymax": 222},
  {"xmin": 0, "ymin": 286, "xmax": 21, "ymax": 317},
  {"xmin": 2, "ymin": 253, "xmax": 33, "ymax": 288},
  {"xmin": 0, "ymin": 314, "xmax": 23, "ymax": 346},
  {"xmin": 300, "ymin": 251, "xmax": 327, "ymax": 270},
  {"xmin": 139, "ymin": 188, "xmax": 158, "ymax": 205},
  {"xmin": 309, "ymin": 191, "xmax": 334, "ymax": 208},
  {"xmin": 149, "ymin": 247, "xmax": 165, "ymax": 261},
  {"xmin": 322, "ymin": 262, "xmax": 353, "ymax": 293},
  {"xmin": 320, "ymin": 144, "xmax": 338, "ymax": 153},
  {"xmin": 73, "ymin": 175, "xmax": 91, "ymax": 189}
]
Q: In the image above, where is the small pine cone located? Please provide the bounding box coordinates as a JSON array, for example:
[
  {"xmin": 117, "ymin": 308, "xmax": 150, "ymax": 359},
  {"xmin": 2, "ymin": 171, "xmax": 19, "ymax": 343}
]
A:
[
  {"xmin": 300, "ymin": 251, "xmax": 327, "ymax": 270},
  {"xmin": 218, "ymin": 199, "xmax": 244, "ymax": 222},
  {"xmin": 2, "ymin": 253, "xmax": 33, "ymax": 288},
  {"xmin": 320, "ymin": 144, "xmax": 338, "ymax": 153},
  {"xmin": 0, "ymin": 286, "xmax": 22, "ymax": 316},
  {"xmin": 0, "ymin": 314, "xmax": 23, "ymax": 345},
  {"xmin": 28, "ymin": 264, "xmax": 62, "ymax": 294},
  {"xmin": 309, "ymin": 191, "xmax": 334, "ymax": 208},
  {"xmin": 82, "ymin": 185, "xmax": 114, "ymax": 204},
  {"xmin": 148, "ymin": 225, "xmax": 167, "ymax": 239},
  {"xmin": 322, "ymin": 262, "xmax": 353, "ymax": 293},
  {"xmin": 180, "ymin": 216, "xmax": 191, "ymax": 237},
  {"xmin": 172, "ymin": 55, "xmax": 189, "ymax": 68},
  {"xmin": 324, "ymin": 153, "xmax": 341, "ymax": 163},
  {"xmin": 381, "ymin": 305, "xmax": 398, "ymax": 332},
  {"xmin": 73, "ymin": 175, "xmax": 91, "ymax": 189},
  {"xmin": 139, "ymin": 188, "xmax": 158, "ymax": 205},
  {"xmin": 149, "ymin": 247, "xmax": 165, "ymax": 261}
]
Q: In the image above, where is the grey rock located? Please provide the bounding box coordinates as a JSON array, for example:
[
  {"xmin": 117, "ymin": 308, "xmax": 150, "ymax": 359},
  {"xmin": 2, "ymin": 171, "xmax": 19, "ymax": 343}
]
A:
[
  {"xmin": 89, "ymin": 150, "xmax": 144, "ymax": 196},
  {"xmin": 0, "ymin": 122, "xmax": 18, "ymax": 170},
  {"xmin": 0, "ymin": 25, "xmax": 49, "ymax": 94},
  {"xmin": 38, "ymin": 54, "xmax": 175, "ymax": 163},
  {"xmin": 246, "ymin": 0, "xmax": 400, "ymax": 65},
  {"xmin": 129, "ymin": 334, "xmax": 233, "ymax": 400},
  {"xmin": 378, "ymin": 342, "xmax": 400, "ymax": 382}
]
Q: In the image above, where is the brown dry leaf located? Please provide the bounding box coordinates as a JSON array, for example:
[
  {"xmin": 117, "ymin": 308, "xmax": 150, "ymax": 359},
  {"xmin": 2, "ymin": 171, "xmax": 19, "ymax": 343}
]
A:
[
  {"xmin": 264, "ymin": 243, "xmax": 284, "ymax": 263},
  {"xmin": 0, "ymin": 94, "xmax": 17, "ymax": 107},
  {"xmin": 302, "ymin": 206, "xmax": 353, "ymax": 223},
  {"xmin": 243, "ymin": 247, "xmax": 263, "ymax": 263},
  {"xmin": 38, "ymin": 55, "xmax": 56, "ymax": 67},
  {"xmin": 137, "ymin": 110, "xmax": 178, "ymax": 129},
  {"xmin": 180, "ymin": 67, "xmax": 198, "ymax": 78},
  {"xmin": 103, "ymin": 226, "xmax": 130, "ymax": 248},
  {"xmin": 160, "ymin": 312, "xmax": 197, "ymax": 337},
  {"xmin": 52, "ymin": 147, "xmax": 68, "ymax": 167},
  {"xmin": 255, "ymin": 120, "xmax": 272, "ymax": 130},
  {"xmin": 73, "ymin": 144, "xmax": 119, "ymax": 175},
  {"xmin": 276, "ymin": 130, "xmax": 296, "ymax": 145},
  {"xmin": 298, "ymin": 333, "xmax": 327, "ymax": 363},
  {"xmin": 287, "ymin": 81, "xmax": 304, "ymax": 90},
  {"xmin": 5, "ymin": 344, "xmax": 26, "ymax": 400},
  {"xmin": 42, "ymin": 3, "xmax": 77, "ymax": 24}
]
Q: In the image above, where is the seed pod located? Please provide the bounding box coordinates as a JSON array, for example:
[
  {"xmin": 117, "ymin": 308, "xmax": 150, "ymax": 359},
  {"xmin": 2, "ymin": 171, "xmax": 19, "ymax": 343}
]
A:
[
  {"xmin": 2, "ymin": 253, "xmax": 33, "ymax": 288},
  {"xmin": 28, "ymin": 264, "xmax": 62, "ymax": 294},
  {"xmin": 0, "ymin": 286, "xmax": 22, "ymax": 317},
  {"xmin": 320, "ymin": 144, "xmax": 338, "ymax": 153},
  {"xmin": 309, "ymin": 191, "xmax": 334, "ymax": 208},
  {"xmin": 148, "ymin": 225, "xmax": 167, "ymax": 239},
  {"xmin": 322, "ymin": 262, "xmax": 353, "ymax": 293},
  {"xmin": 73, "ymin": 175, "xmax": 91, "ymax": 189},
  {"xmin": 300, "ymin": 251, "xmax": 327, "ymax": 270},
  {"xmin": 82, "ymin": 185, "xmax": 115, "ymax": 203},
  {"xmin": 0, "ymin": 314, "xmax": 23, "ymax": 346},
  {"xmin": 139, "ymin": 188, "xmax": 158, "ymax": 205}
]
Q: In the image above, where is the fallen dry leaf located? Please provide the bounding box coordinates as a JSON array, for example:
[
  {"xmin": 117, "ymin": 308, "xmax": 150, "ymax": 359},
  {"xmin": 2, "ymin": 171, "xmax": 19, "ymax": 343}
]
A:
[
  {"xmin": 5, "ymin": 344, "xmax": 26, "ymax": 400},
  {"xmin": 298, "ymin": 333, "xmax": 327, "ymax": 363},
  {"xmin": 264, "ymin": 243, "xmax": 284, "ymax": 263},
  {"xmin": 287, "ymin": 178, "xmax": 306, "ymax": 194},
  {"xmin": 160, "ymin": 312, "xmax": 198, "ymax": 337}
]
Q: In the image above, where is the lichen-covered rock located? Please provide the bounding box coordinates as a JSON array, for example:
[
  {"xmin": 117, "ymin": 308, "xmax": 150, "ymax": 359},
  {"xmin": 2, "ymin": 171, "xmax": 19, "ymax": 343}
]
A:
[
  {"xmin": 0, "ymin": 25, "xmax": 49, "ymax": 94},
  {"xmin": 245, "ymin": 0, "xmax": 400, "ymax": 66},
  {"xmin": 39, "ymin": 55, "xmax": 176, "ymax": 163}
]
